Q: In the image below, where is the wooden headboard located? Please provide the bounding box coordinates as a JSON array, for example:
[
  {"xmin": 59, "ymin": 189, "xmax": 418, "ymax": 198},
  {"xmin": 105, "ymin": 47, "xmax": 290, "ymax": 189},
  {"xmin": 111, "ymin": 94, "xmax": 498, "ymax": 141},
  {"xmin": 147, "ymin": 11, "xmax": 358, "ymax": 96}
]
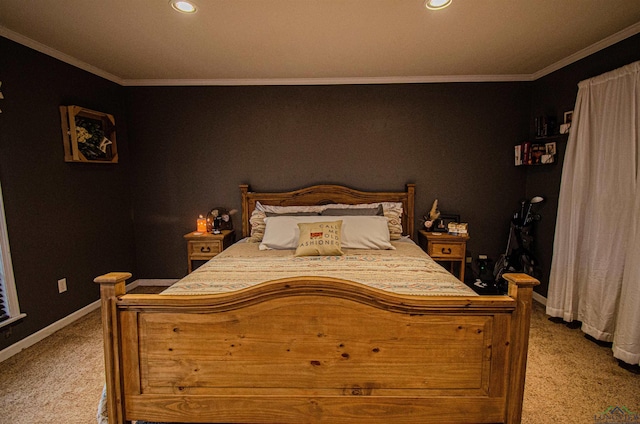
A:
[{"xmin": 240, "ymin": 183, "xmax": 416, "ymax": 240}]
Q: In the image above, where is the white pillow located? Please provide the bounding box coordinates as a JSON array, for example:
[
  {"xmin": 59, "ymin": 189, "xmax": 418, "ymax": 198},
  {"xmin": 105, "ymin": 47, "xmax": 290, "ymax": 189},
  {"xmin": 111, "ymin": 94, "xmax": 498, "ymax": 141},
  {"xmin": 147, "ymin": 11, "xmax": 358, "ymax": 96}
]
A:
[
  {"xmin": 259, "ymin": 215, "xmax": 394, "ymax": 251},
  {"xmin": 339, "ymin": 215, "xmax": 395, "ymax": 250}
]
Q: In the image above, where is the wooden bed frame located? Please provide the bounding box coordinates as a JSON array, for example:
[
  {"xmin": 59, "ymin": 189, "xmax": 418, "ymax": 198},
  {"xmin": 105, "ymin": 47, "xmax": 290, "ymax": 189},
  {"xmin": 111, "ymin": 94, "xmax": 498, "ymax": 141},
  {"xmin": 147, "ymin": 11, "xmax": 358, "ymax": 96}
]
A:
[{"xmin": 96, "ymin": 183, "xmax": 539, "ymax": 424}]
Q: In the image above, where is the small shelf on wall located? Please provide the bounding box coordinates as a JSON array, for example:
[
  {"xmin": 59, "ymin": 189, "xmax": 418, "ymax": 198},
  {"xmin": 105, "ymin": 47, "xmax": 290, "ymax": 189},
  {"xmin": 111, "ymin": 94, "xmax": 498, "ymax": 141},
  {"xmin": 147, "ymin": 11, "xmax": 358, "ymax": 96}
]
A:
[
  {"xmin": 514, "ymin": 140, "xmax": 557, "ymax": 166},
  {"xmin": 535, "ymin": 133, "xmax": 569, "ymax": 140},
  {"xmin": 518, "ymin": 110, "xmax": 571, "ymax": 166}
]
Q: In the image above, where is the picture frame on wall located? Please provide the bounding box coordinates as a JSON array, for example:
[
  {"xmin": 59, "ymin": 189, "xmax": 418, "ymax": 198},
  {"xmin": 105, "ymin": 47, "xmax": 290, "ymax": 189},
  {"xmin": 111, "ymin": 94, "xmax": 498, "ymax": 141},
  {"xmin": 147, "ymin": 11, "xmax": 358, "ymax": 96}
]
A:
[
  {"xmin": 560, "ymin": 110, "xmax": 573, "ymax": 134},
  {"xmin": 545, "ymin": 141, "xmax": 557, "ymax": 155},
  {"xmin": 564, "ymin": 110, "xmax": 573, "ymax": 124},
  {"xmin": 59, "ymin": 105, "xmax": 118, "ymax": 163}
]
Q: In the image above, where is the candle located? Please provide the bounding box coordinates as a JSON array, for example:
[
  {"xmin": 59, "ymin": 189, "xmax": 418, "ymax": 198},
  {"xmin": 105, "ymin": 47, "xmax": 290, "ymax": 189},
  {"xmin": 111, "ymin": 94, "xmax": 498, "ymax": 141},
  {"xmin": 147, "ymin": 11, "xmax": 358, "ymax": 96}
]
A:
[{"xmin": 196, "ymin": 215, "xmax": 207, "ymax": 233}]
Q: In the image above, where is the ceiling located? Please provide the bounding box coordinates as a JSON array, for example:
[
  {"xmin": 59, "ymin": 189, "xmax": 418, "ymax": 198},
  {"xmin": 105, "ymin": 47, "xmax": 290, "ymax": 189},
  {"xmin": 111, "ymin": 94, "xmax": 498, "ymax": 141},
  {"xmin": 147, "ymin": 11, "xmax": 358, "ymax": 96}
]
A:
[{"xmin": 1, "ymin": 0, "xmax": 640, "ymax": 86}]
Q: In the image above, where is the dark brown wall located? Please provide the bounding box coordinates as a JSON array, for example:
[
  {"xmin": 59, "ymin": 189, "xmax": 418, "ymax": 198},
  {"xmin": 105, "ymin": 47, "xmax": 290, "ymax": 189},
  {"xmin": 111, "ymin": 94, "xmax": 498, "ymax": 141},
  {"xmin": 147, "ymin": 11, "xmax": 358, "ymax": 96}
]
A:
[
  {"xmin": 527, "ymin": 33, "xmax": 640, "ymax": 295},
  {"xmin": 127, "ymin": 83, "xmax": 531, "ymax": 278},
  {"xmin": 0, "ymin": 37, "xmax": 136, "ymax": 350}
]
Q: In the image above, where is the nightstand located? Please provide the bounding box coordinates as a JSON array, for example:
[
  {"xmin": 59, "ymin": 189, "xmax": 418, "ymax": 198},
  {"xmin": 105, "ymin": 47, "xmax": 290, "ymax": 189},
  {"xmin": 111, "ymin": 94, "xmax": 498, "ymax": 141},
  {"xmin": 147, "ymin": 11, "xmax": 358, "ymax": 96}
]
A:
[
  {"xmin": 184, "ymin": 230, "xmax": 235, "ymax": 273},
  {"xmin": 418, "ymin": 230, "xmax": 469, "ymax": 282}
]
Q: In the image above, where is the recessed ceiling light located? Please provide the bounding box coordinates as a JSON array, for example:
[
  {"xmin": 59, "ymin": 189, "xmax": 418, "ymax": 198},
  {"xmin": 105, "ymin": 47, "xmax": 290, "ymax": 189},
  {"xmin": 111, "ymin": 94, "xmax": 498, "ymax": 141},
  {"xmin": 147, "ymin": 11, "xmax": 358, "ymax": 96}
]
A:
[
  {"xmin": 170, "ymin": 0, "xmax": 197, "ymax": 14},
  {"xmin": 425, "ymin": 0, "xmax": 452, "ymax": 10}
]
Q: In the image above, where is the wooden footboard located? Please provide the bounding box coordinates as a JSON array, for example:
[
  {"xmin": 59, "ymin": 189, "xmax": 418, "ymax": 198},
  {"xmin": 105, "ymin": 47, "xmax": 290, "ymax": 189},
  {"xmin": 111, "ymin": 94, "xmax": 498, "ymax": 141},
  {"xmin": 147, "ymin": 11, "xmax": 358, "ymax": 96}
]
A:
[{"xmin": 96, "ymin": 273, "xmax": 538, "ymax": 424}]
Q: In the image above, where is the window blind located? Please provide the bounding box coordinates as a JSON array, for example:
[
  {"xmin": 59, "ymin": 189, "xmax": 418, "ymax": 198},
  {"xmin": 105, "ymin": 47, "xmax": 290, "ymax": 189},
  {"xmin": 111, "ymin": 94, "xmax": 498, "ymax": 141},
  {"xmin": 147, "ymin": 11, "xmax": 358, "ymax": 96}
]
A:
[{"xmin": 0, "ymin": 274, "xmax": 8, "ymax": 322}]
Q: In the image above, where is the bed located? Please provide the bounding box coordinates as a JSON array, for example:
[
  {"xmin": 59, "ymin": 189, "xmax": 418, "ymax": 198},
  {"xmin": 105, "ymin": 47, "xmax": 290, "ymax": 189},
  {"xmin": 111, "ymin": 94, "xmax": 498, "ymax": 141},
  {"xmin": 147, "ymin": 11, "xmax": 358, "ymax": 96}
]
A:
[{"xmin": 96, "ymin": 183, "xmax": 538, "ymax": 424}]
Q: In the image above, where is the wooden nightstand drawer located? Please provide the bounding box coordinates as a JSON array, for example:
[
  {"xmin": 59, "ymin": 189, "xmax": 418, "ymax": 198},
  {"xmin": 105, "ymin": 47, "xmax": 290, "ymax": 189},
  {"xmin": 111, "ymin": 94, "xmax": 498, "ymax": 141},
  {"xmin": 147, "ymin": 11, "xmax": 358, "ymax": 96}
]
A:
[
  {"xmin": 184, "ymin": 230, "xmax": 235, "ymax": 273},
  {"xmin": 429, "ymin": 242, "xmax": 465, "ymax": 259},
  {"xmin": 418, "ymin": 230, "xmax": 470, "ymax": 282},
  {"xmin": 188, "ymin": 240, "xmax": 221, "ymax": 259}
]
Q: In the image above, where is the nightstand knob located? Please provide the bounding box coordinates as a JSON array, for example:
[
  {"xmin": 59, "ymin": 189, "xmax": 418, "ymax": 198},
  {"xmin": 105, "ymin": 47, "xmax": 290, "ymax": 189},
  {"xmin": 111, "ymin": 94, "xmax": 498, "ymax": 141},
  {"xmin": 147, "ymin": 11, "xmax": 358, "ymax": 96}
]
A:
[
  {"xmin": 441, "ymin": 247, "xmax": 452, "ymax": 255},
  {"xmin": 200, "ymin": 246, "xmax": 211, "ymax": 253}
]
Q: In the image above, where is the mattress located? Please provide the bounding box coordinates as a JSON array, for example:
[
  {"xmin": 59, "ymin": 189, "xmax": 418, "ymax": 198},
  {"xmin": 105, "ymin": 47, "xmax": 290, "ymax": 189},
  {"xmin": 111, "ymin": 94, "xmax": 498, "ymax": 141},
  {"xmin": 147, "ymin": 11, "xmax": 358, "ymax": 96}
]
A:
[{"xmin": 162, "ymin": 239, "xmax": 477, "ymax": 296}]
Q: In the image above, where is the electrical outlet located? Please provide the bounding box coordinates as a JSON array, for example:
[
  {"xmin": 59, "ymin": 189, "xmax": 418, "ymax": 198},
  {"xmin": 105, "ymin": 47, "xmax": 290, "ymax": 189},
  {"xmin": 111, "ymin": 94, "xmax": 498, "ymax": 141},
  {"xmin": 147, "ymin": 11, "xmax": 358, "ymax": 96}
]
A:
[
  {"xmin": 466, "ymin": 256, "xmax": 472, "ymax": 263},
  {"xmin": 57, "ymin": 278, "xmax": 67, "ymax": 293},
  {"xmin": 478, "ymin": 254, "xmax": 488, "ymax": 260}
]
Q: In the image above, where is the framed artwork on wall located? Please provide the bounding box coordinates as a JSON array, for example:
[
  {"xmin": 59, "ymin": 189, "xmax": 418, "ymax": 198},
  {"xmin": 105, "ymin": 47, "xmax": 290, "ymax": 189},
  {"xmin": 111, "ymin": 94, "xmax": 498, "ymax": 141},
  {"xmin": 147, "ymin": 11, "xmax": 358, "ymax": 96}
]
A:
[{"xmin": 59, "ymin": 105, "xmax": 118, "ymax": 163}]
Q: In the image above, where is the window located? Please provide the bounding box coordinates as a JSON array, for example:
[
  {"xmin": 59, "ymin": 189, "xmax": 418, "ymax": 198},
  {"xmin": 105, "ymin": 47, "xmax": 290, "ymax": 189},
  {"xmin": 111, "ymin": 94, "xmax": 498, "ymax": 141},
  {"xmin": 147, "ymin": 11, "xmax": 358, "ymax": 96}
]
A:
[{"xmin": 0, "ymin": 180, "xmax": 25, "ymax": 328}]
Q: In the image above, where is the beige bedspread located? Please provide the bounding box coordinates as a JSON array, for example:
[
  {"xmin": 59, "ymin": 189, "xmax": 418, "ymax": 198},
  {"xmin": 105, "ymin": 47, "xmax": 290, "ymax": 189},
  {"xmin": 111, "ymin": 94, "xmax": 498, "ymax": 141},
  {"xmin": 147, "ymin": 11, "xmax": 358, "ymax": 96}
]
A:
[{"xmin": 162, "ymin": 240, "xmax": 477, "ymax": 296}]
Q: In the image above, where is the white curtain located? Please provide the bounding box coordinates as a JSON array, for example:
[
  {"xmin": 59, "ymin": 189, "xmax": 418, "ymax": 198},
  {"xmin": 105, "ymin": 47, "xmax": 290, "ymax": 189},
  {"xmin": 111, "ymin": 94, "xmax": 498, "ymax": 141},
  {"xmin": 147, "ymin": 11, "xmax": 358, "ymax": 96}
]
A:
[{"xmin": 547, "ymin": 61, "xmax": 640, "ymax": 365}]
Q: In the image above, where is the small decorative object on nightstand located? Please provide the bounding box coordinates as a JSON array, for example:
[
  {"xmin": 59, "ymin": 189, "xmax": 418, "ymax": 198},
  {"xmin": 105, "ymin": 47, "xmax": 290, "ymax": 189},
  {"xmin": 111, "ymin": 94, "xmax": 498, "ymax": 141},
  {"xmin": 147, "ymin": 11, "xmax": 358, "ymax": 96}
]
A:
[
  {"xmin": 184, "ymin": 230, "xmax": 234, "ymax": 273},
  {"xmin": 206, "ymin": 207, "xmax": 237, "ymax": 234},
  {"xmin": 196, "ymin": 214, "xmax": 207, "ymax": 233},
  {"xmin": 418, "ymin": 230, "xmax": 469, "ymax": 282}
]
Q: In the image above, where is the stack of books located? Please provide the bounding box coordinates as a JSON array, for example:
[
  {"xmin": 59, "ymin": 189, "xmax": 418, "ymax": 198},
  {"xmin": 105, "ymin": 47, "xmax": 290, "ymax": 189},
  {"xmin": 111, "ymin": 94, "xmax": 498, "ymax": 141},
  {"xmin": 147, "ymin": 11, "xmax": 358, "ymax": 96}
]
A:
[{"xmin": 515, "ymin": 141, "xmax": 556, "ymax": 165}]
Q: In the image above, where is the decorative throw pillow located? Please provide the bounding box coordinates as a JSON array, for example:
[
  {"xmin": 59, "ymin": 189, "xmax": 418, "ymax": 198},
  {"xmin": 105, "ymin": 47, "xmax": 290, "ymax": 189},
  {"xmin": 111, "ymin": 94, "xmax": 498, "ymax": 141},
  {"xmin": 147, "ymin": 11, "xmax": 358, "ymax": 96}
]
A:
[
  {"xmin": 384, "ymin": 209, "xmax": 403, "ymax": 240},
  {"xmin": 248, "ymin": 209, "xmax": 267, "ymax": 242},
  {"xmin": 295, "ymin": 221, "xmax": 344, "ymax": 257}
]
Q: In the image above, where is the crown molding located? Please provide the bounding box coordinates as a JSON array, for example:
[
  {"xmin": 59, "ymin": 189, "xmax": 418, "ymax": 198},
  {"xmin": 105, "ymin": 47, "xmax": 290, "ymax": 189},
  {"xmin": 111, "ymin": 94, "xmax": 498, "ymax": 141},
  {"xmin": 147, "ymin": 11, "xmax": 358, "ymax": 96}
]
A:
[
  {"xmin": 0, "ymin": 26, "xmax": 124, "ymax": 85},
  {"xmin": 531, "ymin": 21, "xmax": 640, "ymax": 81},
  {"xmin": 121, "ymin": 74, "xmax": 531, "ymax": 86}
]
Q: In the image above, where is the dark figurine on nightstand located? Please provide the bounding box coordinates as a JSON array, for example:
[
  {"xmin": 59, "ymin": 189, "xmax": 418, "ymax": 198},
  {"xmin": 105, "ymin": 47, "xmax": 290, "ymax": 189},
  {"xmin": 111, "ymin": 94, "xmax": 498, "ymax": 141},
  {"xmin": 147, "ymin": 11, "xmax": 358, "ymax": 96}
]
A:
[{"xmin": 207, "ymin": 207, "xmax": 237, "ymax": 234}]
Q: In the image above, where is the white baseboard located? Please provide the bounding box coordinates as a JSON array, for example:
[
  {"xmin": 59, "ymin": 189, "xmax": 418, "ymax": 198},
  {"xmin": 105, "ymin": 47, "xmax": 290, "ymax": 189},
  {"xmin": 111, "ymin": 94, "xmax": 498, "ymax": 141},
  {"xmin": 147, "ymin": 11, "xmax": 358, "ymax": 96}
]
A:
[
  {"xmin": 533, "ymin": 291, "xmax": 547, "ymax": 305},
  {"xmin": 0, "ymin": 279, "xmax": 142, "ymax": 363}
]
